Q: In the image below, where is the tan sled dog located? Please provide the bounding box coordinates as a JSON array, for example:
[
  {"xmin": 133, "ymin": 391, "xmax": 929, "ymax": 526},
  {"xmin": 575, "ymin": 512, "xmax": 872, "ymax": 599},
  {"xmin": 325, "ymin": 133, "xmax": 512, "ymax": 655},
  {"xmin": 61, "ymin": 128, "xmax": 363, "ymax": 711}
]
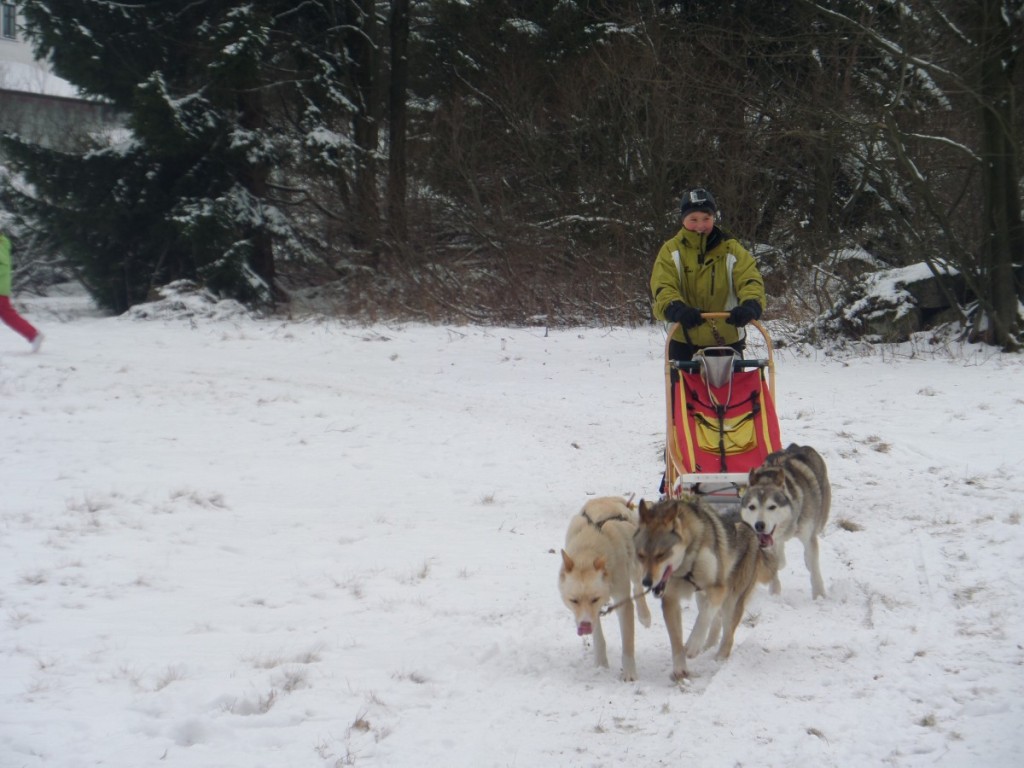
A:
[
  {"xmin": 559, "ymin": 497, "xmax": 652, "ymax": 681},
  {"xmin": 634, "ymin": 496, "xmax": 777, "ymax": 680},
  {"xmin": 739, "ymin": 444, "xmax": 831, "ymax": 599}
]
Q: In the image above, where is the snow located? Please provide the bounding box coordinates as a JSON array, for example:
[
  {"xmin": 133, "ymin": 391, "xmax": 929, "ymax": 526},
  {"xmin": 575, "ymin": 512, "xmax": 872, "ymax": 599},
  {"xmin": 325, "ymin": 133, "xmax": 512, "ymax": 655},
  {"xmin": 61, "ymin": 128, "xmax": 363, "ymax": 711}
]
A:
[
  {"xmin": 0, "ymin": 61, "xmax": 79, "ymax": 98},
  {"xmin": 864, "ymin": 261, "xmax": 957, "ymax": 296},
  {"xmin": 2, "ymin": 285, "xmax": 1023, "ymax": 767},
  {"xmin": 505, "ymin": 18, "xmax": 544, "ymax": 36}
]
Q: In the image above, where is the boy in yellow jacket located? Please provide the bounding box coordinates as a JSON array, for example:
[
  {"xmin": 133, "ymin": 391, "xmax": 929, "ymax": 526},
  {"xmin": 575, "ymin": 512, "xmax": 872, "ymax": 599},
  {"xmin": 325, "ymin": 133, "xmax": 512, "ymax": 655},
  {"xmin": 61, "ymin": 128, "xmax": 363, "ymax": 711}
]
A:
[
  {"xmin": 650, "ymin": 188, "xmax": 765, "ymax": 362},
  {"xmin": 0, "ymin": 232, "xmax": 43, "ymax": 352}
]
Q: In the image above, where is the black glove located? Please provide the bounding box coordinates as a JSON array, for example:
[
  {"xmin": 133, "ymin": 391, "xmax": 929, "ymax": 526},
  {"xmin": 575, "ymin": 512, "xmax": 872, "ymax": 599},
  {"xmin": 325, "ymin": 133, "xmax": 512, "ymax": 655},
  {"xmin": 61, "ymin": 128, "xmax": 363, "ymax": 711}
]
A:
[
  {"xmin": 726, "ymin": 299, "xmax": 763, "ymax": 327},
  {"xmin": 664, "ymin": 301, "xmax": 704, "ymax": 329}
]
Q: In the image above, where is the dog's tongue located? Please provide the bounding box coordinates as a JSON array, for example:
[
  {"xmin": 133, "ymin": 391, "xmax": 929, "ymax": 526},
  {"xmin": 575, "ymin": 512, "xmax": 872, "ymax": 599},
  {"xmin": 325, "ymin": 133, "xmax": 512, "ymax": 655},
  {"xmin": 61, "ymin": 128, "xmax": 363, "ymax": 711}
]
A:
[
  {"xmin": 577, "ymin": 622, "xmax": 593, "ymax": 636},
  {"xmin": 757, "ymin": 532, "xmax": 775, "ymax": 548},
  {"xmin": 653, "ymin": 565, "xmax": 674, "ymax": 597}
]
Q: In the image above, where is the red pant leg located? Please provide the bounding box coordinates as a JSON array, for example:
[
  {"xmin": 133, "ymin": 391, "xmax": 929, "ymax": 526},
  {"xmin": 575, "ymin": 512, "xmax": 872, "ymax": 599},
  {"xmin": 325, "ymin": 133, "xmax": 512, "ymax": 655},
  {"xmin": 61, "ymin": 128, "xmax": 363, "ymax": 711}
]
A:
[{"xmin": 0, "ymin": 295, "xmax": 39, "ymax": 342}]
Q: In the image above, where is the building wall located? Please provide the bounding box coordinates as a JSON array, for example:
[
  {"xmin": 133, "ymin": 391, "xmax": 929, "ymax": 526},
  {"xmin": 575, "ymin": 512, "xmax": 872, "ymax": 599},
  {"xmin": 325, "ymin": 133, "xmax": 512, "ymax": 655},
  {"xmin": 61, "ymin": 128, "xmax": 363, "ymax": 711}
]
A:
[{"xmin": 1, "ymin": 87, "xmax": 121, "ymax": 149}]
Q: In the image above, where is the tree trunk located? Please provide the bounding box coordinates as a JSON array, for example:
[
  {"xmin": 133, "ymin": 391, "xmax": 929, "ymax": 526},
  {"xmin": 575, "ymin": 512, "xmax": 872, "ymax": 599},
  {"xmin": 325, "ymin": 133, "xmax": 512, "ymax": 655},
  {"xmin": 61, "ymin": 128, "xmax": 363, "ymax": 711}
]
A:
[
  {"xmin": 237, "ymin": 78, "xmax": 278, "ymax": 304},
  {"xmin": 972, "ymin": 0, "xmax": 1023, "ymax": 350},
  {"xmin": 387, "ymin": 0, "xmax": 410, "ymax": 242},
  {"xmin": 346, "ymin": 0, "xmax": 382, "ymax": 256}
]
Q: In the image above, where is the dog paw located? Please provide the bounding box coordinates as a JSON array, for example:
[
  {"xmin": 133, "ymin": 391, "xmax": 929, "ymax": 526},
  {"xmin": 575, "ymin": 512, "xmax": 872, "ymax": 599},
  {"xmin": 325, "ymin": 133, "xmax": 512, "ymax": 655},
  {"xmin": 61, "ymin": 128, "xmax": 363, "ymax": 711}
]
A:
[
  {"xmin": 671, "ymin": 667, "xmax": 689, "ymax": 682},
  {"xmin": 620, "ymin": 668, "xmax": 637, "ymax": 682},
  {"xmin": 638, "ymin": 610, "xmax": 652, "ymax": 628}
]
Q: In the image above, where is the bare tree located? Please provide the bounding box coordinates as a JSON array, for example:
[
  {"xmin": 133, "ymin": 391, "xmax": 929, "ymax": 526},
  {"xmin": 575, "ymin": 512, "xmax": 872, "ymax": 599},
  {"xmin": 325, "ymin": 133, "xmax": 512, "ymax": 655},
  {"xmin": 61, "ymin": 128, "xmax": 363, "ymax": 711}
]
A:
[
  {"xmin": 971, "ymin": 0, "xmax": 1024, "ymax": 348},
  {"xmin": 801, "ymin": 0, "xmax": 1024, "ymax": 349}
]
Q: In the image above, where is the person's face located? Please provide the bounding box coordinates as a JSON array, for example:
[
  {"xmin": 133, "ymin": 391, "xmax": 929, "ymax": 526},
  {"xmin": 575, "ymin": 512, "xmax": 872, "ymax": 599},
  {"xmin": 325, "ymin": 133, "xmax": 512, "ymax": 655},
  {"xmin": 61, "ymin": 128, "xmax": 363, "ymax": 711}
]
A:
[{"xmin": 682, "ymin": 211, "xmax": 715, "ymax": 234}]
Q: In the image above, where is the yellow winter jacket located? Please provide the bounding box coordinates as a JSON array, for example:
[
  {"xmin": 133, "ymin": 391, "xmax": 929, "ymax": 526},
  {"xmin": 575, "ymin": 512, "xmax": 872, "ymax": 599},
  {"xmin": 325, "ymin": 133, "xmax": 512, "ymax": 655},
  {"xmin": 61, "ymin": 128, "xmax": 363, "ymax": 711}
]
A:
[{"xmin": 650, "ymin": 226, "xmax": 765, "ymax": 348}]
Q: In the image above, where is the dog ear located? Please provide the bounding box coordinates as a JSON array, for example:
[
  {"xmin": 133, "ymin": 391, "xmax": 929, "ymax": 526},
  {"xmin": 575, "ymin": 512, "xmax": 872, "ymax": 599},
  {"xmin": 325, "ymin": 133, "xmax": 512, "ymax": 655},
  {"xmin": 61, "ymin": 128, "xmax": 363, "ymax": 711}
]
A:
[
  {"xmin": 593, "ymin": 556, "xmax": 607, "ymax": 572},
  {"xmin": 638, "ymin": 499, "xmax": 652, "ymax": 522},
  {"xmin": 560, "ymin": 549, "xmax": 574, "ymax": 573}
]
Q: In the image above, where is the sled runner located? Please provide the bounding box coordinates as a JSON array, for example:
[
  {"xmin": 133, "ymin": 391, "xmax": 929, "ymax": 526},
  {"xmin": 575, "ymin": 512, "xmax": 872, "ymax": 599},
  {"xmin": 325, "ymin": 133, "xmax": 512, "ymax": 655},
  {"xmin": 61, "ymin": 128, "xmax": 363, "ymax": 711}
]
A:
[{"xmin": 662, "ymin": 313, "xmax": 781, "ymax": 507}]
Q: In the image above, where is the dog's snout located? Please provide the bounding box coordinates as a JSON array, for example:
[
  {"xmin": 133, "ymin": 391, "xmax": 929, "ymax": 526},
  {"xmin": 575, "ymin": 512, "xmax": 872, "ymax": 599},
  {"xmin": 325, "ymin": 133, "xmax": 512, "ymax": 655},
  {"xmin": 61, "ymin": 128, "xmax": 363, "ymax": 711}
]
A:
[
  {"xmin": 642, "ymin": 576, "xmax": 652, "ymax": 588},
  {"xmin": 754, "ymin": 521, "xmax": 766, "ymax": 532}
]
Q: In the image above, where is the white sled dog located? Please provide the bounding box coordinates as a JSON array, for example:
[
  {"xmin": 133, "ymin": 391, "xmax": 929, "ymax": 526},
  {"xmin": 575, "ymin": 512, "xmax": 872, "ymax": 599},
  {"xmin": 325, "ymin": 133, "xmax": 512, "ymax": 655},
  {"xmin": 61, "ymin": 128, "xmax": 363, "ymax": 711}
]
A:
[
  {"xmin": 739, "ymin": 443, "xmax": 831, "ymax": 599},
  {"xmin": 559, "ymin": 497, "xmax": 652, "ymax": 681},
  {"xmin": 634, "ymin": 496, "xmax": 778, "ymax": 680}
]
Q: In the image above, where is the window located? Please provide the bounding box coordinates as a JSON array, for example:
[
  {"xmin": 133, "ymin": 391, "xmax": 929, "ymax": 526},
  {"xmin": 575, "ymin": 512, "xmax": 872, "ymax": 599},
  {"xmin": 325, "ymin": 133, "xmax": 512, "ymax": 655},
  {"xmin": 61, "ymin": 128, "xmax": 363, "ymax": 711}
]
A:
[{"xmin": 1, "ymin": 4, "xmax": 16, "ymax": 40}]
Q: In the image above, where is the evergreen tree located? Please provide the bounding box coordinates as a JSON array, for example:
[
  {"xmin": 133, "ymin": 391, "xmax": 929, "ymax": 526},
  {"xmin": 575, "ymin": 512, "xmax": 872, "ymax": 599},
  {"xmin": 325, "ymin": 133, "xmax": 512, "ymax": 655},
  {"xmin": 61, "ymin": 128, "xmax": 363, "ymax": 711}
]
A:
[{"xmin": 2, "ymin": 1, "xmax": 350, "ymax": 312}]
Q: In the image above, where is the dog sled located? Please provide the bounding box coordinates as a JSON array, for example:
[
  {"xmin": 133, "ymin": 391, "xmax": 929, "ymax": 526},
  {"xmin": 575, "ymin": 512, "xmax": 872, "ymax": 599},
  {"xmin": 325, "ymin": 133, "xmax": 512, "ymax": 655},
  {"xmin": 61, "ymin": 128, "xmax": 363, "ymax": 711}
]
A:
[{"xmin": 662, "ymin": 313, "xmax": 781, "ymax": 508}]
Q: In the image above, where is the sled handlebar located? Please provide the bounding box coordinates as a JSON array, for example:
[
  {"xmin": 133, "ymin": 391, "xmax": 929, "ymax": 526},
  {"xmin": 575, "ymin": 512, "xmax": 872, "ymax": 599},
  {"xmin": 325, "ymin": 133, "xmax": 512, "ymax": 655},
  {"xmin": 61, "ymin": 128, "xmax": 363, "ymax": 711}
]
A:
[
  {"xmin": 663, "ymin": 316, "xmax": 776, "ymax": 390},
  {"xmin": 669, "ymin": 358, "xmax": 770, "ymax": 373}
]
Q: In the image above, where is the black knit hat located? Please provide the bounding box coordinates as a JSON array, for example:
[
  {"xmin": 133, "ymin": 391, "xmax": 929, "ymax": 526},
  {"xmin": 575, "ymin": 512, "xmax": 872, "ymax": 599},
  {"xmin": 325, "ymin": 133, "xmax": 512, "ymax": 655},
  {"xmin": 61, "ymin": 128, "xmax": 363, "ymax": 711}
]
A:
[{"xmin": 679, "ymin": 187, "xmax": 718, "ymax": 217}]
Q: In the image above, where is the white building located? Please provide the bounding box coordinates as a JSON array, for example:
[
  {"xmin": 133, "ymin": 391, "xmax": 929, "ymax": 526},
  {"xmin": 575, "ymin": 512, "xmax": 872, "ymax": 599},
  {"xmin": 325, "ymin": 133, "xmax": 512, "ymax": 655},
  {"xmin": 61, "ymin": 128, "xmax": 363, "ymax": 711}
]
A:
[
  {"xmin": 0, "ymin": 3, "xmax": 119, "ymax": 150},
  {"xmin": 0, "ymin": 2, "xmax": 78, "ymax": 97},
  {"xmin": 1, "ymin": 2, "xmax": 32, "ymax": 61}
]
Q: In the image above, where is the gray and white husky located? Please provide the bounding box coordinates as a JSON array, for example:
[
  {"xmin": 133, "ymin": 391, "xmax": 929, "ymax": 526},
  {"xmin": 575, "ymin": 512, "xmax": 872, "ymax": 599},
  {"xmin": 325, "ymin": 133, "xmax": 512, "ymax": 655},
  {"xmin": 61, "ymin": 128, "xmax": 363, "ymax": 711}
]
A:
[{"xmin": 738, "ymin": 444, "xmax": 831, "ymax": 599}]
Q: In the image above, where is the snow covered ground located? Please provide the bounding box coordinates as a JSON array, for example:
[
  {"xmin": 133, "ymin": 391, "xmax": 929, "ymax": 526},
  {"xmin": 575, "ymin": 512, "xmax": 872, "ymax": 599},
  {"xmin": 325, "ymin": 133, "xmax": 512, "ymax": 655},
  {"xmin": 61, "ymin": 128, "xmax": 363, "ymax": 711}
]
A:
[{"xmin": 2, "ymin": 285, "xmax": 1023, "ymax": 767}]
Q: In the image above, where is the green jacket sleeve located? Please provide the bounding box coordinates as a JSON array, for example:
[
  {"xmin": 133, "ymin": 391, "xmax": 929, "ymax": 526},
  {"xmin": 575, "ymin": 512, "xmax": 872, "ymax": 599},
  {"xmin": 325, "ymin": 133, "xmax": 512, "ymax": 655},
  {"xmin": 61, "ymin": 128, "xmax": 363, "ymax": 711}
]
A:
[
  {"xmin": 730, "ymin": 241, "xmax": 766, "ymax": 312},
  {"xmin": 650, "ymin": 242, "xmax": 683, "ymax": 321},
  {"xmin": 0, "ymin": 234, "xmax": 11, "ymax": 297}
]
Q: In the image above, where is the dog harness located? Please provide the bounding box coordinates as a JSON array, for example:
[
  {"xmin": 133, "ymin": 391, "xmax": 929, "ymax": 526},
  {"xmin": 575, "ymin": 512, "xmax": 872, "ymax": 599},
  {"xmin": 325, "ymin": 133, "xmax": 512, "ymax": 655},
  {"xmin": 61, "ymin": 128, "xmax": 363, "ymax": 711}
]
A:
[{"xmin": 581, "ymin": 510, "xmax": 629, "ymax": 530}]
